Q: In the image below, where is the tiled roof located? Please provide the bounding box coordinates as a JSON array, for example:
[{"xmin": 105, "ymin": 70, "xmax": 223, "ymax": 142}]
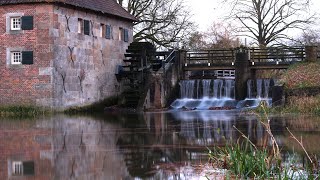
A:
[{"xmin": 0, "ymin": 0, "xmax": 137, "ymax": 21}]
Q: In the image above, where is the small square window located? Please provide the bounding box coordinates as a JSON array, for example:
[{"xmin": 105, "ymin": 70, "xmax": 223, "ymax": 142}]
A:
[
  {"xmin": 11, "ymin": 161, "xmax": 34, "ymax": 176},
  {"xmin": 11, "ymin": 17, "xmax": 21, "ymax": 30},
  {"xmin": 12, "ymin": 161, "xmax": 23, "ymax": 175},
  {"xmin": 11, "ymin": 51, "xmax": 22, "ymax": 64}
]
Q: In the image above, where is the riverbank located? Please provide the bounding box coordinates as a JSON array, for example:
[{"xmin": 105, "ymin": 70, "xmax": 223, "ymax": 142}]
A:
[
  {"xmin": 0, "ymin": 105, "xmax": 50, "ymax": 118},
  {"xmin": 273, "ymin": 62, "xmax": 320, "ymax": 115}
]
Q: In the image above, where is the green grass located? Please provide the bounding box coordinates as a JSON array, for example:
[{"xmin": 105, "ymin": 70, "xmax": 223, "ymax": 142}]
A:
[
  {"xmin": 208, "ymin": 139, "xmax": 279, "ymax": 179},
  {"xmin": 0, "ymin": 105, "xmax": 50, "ymax": 118},
  {"xmin": 210, "ymin": 103, "xmax": 320, "ymax": 179},
  {"xmin": 256, "ymin": 95, "xmax": 320, "ymax": 115}
]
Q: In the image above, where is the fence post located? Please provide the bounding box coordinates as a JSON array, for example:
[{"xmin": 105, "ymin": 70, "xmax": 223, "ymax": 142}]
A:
[
  {"xmin": 305, "ymin": 45, "xmax": 318, "ymax": 62},
  {"xmin": 235, "ymin": 48, "xmax": 250, "ymax": 101},
  {"xmin": 178, "ymin": 49, "xmax": 187, "ymax": 80}
]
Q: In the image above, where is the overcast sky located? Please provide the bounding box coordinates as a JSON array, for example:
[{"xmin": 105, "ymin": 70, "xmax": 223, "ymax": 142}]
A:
[{"xmin": 186, "ymin": 0, "xmax": 320, "ymax": 31}]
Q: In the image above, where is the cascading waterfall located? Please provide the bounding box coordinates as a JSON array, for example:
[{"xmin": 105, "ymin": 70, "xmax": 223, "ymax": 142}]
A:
[
  {"xmin": 236, "ymin": 79, "xmax": 273, "ymax": 108},
  {"xmin": 180, "ymin": 80, "xmax": 195, "ymax": 98},
  {"xmin": 171, "ymin": 78, "xmax": 273, "ymax": 110},
  {"xmin": 224, "ymin": 79, "xmax": 234, "ymax": 98},
  {"xmin": 213, "ymin": 79, "xmax": 222, "ymax": 98},
  {"xmin": 256, "ymin": 79, "xmax": 263, "ymax": 98},
  {"xmin": 171, "ymin": 79, "xmax": 236, "ymax": 110},
  {"xmin": 202, "ymin": 79, "xmax": 211, "ymax": 97},
  {"xmin": 196, "ymin": 80, "xmax": 200, "ymax": 99},
  {"xmin": 264, "ymin": 79, "xmax": 270, "ymax": 98}
]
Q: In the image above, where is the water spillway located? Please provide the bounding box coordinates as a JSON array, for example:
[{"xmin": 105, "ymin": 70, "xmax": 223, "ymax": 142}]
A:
[
  {"xmin": 236, "ymin": 79, "xmax": 273, "ymax": 108},
  {"xmin": 170, "ymin": 79, "xmax": 273, "ymax": 110},
  {"xmin": 171, "ymin": 79, "xmax": 237, "ymax": 110}
]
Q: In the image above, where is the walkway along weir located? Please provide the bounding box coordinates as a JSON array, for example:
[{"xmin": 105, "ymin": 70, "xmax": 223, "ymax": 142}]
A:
[{"xmin": 180, "ymin": 46, "xmax": 319, "ymax": 105}]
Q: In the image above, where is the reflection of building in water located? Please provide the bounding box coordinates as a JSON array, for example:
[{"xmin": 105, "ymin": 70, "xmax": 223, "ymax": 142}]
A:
[
  {"xmin": 0, "ymin": 116, "xmax": 131, "ymax": 180},
  {"xmin": 0, "ymin": 119, "xmax": 53, "ymax": 179},
  {"xmin": 50, "ymin": 116, "xmax": 131, "ymax": 180}
]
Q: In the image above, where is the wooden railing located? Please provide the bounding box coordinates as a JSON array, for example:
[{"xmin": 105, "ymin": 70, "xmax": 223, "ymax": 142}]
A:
[
  {"xmin": 249, "ymin": 47, "xmax": 305, "ymax": 63},
  {"xmin": 186, "ymin": 49, "xmax": 235, "ymax": 65},
  {"xmin": 185, "ymin": 47, "xmax": 307, "ymax": 65}
]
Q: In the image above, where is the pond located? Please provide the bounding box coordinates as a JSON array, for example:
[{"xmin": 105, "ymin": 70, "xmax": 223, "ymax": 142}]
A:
[{"xmin": 1, "ymin": 110, "xmax": 320, "ymax": 179}]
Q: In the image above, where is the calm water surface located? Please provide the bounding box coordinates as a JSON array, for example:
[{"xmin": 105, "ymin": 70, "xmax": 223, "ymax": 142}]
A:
[{"xmin": 1, "ymin": 110, "xmax": 320, "ymax": 179}]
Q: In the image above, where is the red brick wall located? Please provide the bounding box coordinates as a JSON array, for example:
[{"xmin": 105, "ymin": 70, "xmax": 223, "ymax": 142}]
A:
[
  {"xmin": 0, "ymin": 121, "xmax": 53, "ymax": 179},
  {"xmin": 0, "ymin": 4, "xmax": 54, "ymax": 106}
]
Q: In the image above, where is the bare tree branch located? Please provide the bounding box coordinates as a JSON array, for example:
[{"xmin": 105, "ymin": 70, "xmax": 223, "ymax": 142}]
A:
[
  {"xmin": 223, "ymin": 0, "xmax": 314, "ymax": 47},
  {"xmin": 120, "ymin": 0, "xmax": 195, "ymax": 48}
]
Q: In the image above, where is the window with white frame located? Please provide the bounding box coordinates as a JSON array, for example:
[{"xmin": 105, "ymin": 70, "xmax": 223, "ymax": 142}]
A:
[
  {"xmin": 11, "ymin": 161, "xmax": 34, "ymax": 176},
  {"xmin": 11, "ymin": 51, "xmax": 22, "ymax": 64},
  {"xmin": 12, "ymin": 161, "xmax": 23, "ymax": 175},
  {"xmin": 11, "ymin": 17, "xmax": 21, "ymax": 30}
]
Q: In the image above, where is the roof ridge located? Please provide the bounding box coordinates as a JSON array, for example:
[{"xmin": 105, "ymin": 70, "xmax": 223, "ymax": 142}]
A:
[{"xmin": 0, "ymin": 0, "xmax": 137, "ymax": 21}]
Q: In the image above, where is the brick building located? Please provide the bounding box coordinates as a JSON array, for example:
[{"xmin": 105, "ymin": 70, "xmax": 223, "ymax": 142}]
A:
[{"xmin": 0, "ymin": 0, "xmax": 136, "ymax": 109}]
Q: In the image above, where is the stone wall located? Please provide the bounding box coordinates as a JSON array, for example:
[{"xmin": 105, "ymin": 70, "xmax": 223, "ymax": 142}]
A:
[
  {"xmin": 51, "ymin": 5, "xmax": 133, "ymax": 109},
  {"xmin": 0, "ymin": 3, "xmax": 133, "ymax": 109}
]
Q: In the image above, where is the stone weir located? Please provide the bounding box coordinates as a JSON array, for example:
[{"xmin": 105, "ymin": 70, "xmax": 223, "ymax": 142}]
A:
[{"xmin": 170, "ymin": 78, "xmax": 274, "ymax": 110}]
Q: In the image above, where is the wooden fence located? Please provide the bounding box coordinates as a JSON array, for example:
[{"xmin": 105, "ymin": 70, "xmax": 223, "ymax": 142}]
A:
[{"xmin": 185, "ymin": 47, "xmax": 308, "ymax": 65}]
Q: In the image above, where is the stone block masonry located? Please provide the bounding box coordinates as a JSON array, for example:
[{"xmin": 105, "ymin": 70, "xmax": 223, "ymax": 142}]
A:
[{"xmin": 0, "ymin": 3, "xmax": 133, "ymax": 109}]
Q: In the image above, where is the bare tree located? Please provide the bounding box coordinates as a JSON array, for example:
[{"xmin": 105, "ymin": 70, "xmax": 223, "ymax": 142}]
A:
[
  {"xmin": 205, "ymin": 22, "xmax": 240, "ymax": 48},
  {"xmin": 184, "ymin": 31, "xmax": 207, "ymax": 50},
  {"xmin": 223, "ymin": 0, "xmax": 314, "ymax": 47},
  {"xmin": 295, "ymin": 28, "xmax": 320, "ymax": 46},
  {"xmin": 119, "ymin": 0, "xmax": 194, "ymax": 48},
  {"xmin": 184, "ymin": 22, "xmax": 240, "ymax": 50}
]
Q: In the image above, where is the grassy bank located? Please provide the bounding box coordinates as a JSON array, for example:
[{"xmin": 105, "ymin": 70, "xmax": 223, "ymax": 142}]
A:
[
  {"xmin": 0, "ymin": 105, "xmax": 50, "ymax": 118},
  {"xmin": 281, "ymin": 62, "xmax": 320, "ymax": 89},
  {"xmin": 272, "ymin": 62, "xmax": 320, "ymax": 115},
  {"xmin": 0, "ymin": 96, "xmax": 119, "ymax": 118},
  {"xmin": 209, "ymin": 105, "xmax": 319, "ymax": 179}
]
